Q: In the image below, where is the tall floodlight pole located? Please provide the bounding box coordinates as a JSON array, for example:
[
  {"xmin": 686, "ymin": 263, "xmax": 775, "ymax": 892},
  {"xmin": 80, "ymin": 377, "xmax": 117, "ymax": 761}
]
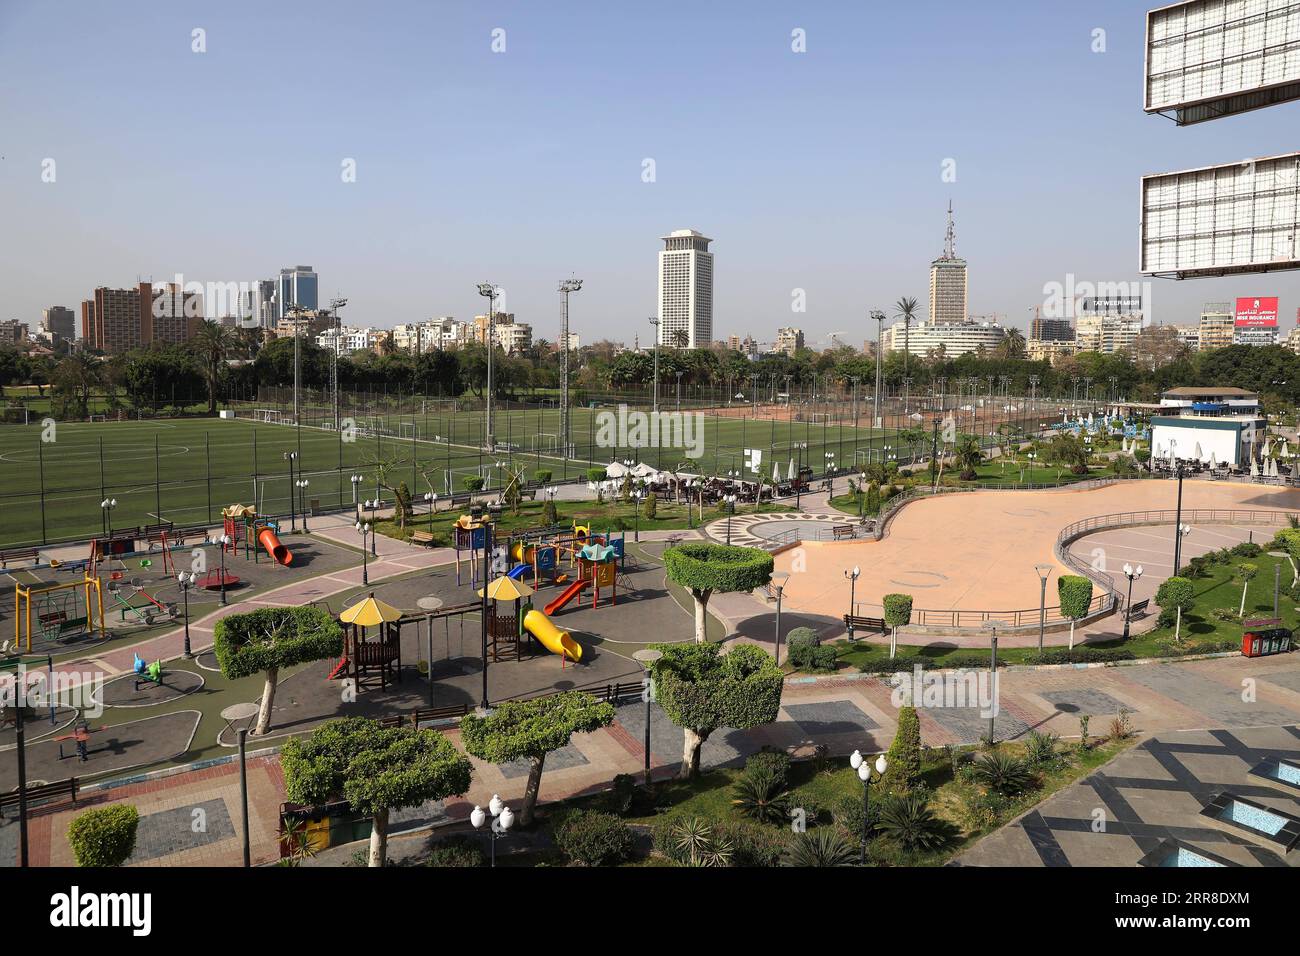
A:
[
  {"xmin": 648, "ymin": 317, "xmax": 661, "ymax": 412},
  {"xmin": 330, "ymin": 297, "xmax": 348, "ymax": 431},
  {"xmin": 286, "ymin": 303, "xmax": 308, "ymax": 425},
  {"xmin": 870, "ymin": 310, "xmax": 885, "ymax": 430},
  {"xmin": 477, "ymin": 283, "xmax": 498, "ymax": 451},
  {"xmin": 558, "ymin": 278, "xmax": 583, "ymax": 455}
]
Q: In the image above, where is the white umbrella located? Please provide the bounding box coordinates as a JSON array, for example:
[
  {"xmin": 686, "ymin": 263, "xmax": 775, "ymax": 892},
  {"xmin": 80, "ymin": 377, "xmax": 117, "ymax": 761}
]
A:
[
  {"xmin": 787, "ymin": 459, "xmax": 796, "ymax": 481},
  {"xmin": 1250, "ymin": 459, "xmax": 1260, "ymax": 478},
  {"xmin": 605, "ymin": 461, "xmax": 630, "ymax": 478},
  {"xmin": 772, "ymin": 461, "xmax": 780, "ymax": 482},
  {"xmin": 1193, "ymin": 442, "xmax": 1203, "ymax": 461},
  {"xmin": 1272, "ymin": 458, "xmax": 1281, "ymax": 478},
  {"xmin": 1263, "ymin": 439, "xmax": 1273, "ymax": 458},
  {"xmin": 1208, "ymin": 452, "xmax": 1217, "ymax": 469},
  {"xmin": 1284, "ymin": 441, "xmax": 1291, "ymax": 458}
]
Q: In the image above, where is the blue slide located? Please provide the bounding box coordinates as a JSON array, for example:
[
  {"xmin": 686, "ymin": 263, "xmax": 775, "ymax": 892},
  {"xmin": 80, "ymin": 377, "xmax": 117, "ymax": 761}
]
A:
[{"xmin": 506, "ymin": 563, "xmax": 531, "ymax": 580}]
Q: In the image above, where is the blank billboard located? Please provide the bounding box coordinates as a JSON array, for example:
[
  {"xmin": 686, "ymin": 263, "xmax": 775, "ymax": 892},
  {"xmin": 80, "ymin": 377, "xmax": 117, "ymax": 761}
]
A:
[
  {"xmin": 1146, "ymin": 0, "xmax": 1300, "ymax": 124},
  {"xmin": 1140, "ymin": 151, "xmax": 1300, "ymax": 279}
]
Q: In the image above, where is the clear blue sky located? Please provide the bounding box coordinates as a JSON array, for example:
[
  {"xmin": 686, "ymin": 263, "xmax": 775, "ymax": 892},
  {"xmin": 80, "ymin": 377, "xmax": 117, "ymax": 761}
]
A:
[{"xmin": 2, "ymin": 0, "xmax": 1299, "ymax": 344}]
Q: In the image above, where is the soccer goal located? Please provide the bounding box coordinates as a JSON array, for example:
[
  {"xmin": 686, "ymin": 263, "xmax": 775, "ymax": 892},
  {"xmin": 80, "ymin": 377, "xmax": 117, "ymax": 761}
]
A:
[
  {"xmin": 398, "ymin": 421, "xmax": 421, "ymax": 441},
  {"xmin": 254, "ymin": 408, "xmax": 287, "ymax": 425},
  {"xmin": 444, "ymin": 465, "xmax": 491, "ymax": 495},
  {"xmin": 531, "ymin": 433, "xmax": 561, "ymax": 454},
  {"xmin": 88, "ymin": 414, "xmax": 107, "ymax": 423},
  {"xmin": 0, "ymin": 407, "xmax": 30, "ymax": 426}
]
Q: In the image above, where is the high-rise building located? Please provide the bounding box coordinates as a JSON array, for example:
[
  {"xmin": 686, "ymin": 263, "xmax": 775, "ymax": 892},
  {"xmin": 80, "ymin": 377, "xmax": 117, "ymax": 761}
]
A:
[
  {"xmin": 0, "ymin": 320, "xmax": 29, "ymax": 345},
  {"xmin": 884, "ymin": 319, "xmax": 1005, "ymax": 358},
  {"xmin": 928, "ymin": 202, "xmax": 967, "ymax": 325},
  {"xmin": 41, "ymin": 306, "xmax": 76, "ymax": 341},
  {"xmin": 80, "ymin": 283, "xmax": 201, "ymax": 355},
  {"xmin": 774, "ymin": 327, "xmax": 804, "ymax": 356},
  {"xmin": 275, "ymin": 266, "xmax": 318, "ymax": 320},
  {"xmin": 243, "ymin": 280, "xmax": 277, "ymax": 328},
  {"xmin": 1030, "ymin": 310, "xmax": 1073, "ymax": 342},
  {"xmin": 1075, "ymin": 314, "xmax": 1142, "ymax": 354},
  {"xmin": 1198, "ymin": 303, "xmax": 1235, "ymax": 351},
  {"xmin": 657, "ymin": 229, "xmax": 713, "ymax": 348}
]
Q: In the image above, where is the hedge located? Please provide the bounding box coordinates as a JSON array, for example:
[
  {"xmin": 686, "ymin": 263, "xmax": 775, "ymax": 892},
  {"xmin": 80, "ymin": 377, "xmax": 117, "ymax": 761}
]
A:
[
  {"xmin": 67, "ymin": 804, "xmax": 139, "ymax": 867},
  {"xmin": 1057, "ymin": 575, "xmax": 1093, "ymax": 621},
  {"xmin": 553, "ymin": 810, "xmax": 634, "ymax": 866}
]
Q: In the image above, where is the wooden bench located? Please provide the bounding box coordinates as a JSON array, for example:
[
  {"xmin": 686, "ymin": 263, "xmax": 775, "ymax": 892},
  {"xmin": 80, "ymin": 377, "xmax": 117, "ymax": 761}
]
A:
[
  {"xmin": 0, "ymin": 777, "xmax": 78, "ymax": 817},
  {"xmin": 843, "ymin": 614, "xmax": 887, "ymax": 635},
  {"xmin": 831, "ymin": 525, "xmax": 856, "ymax": 540},
  {"xmin": 0, "ymin": 546, "xmax": 41, "ymax": 569},
  {"xmin": 1129, "ymin": 599, "xmax": 1149, "ymax": 617},
  {"xmin": 410, "ymin": 530, "xmax": 436, "ymax": 547}
]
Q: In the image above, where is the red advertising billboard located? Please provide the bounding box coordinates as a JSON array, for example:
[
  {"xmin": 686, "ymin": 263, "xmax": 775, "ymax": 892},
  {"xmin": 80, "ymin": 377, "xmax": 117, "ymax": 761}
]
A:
[{"xmin": 1235, "ymin": 297, "xmax": 1279, "ymax": 328}]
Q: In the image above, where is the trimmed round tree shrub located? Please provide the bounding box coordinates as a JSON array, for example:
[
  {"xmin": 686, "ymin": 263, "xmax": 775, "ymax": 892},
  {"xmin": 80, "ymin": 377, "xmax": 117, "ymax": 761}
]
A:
[
  {"xmin": 282, "ymin": 717, "xmax": 472, "ymax": 868},
  {"xmin": 1155, "ymin": 575, "xmax": 1195, "ymax": 635},
  {"xmin": 460, "ymin": 691, "xmax": 615, "ymax": 826},
  {"xmin": 643, "ymin": 490, "xmax": 657, "ymax": 520},
  {"xmin": 533, "ymin": 469, "xmax": 553, "ymax": 485},
  {"xmin": 586, "ymin": 467, "xmax": 607, "ymax": 483},
  {"xmin": 664, "ymin": 543, "xmax": 773, "ymax": 643},
  {"xmin": 67, "ymin": 804, "xmax": 139, "ymax": 867},
  {"xmin": 1056, "ymin": 575, "xmax": 1093, "ymax": 649},
  {"xmin": 882, "ymin": 593, "xmax": 913, "ymax": 658},
  {"xmin": 214, "ymin": 606, "xmax": 344, "ymax": 736},
  {"xmin": 463, "ymin": 475, "xmax": 485, "ymax": 492},
  {"xmin": 882, "ymin": 705, "xmax": 922, "ymax": 794},
  {"xmin": 651, "ymin": 642, "xmax": 784, "ymax": 779}
]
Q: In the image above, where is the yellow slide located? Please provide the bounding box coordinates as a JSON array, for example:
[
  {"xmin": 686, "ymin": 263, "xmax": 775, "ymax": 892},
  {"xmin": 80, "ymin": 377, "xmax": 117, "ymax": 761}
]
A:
[{"xmin": 523, "ymin": 608, "xmax": 583, "ymax": 662}]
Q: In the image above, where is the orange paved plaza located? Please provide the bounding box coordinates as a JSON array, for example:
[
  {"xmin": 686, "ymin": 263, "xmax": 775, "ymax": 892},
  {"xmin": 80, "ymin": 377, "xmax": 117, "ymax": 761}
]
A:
[{"xmin": 774, "ymin": 480, "xmax": 1300, "ymax": 617}]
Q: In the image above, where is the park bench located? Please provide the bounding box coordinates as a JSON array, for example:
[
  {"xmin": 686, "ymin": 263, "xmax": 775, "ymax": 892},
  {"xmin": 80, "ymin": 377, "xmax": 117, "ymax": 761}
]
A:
[
  {"xmin": 0, "ymin": 777, "xmax": 78, "ymax": 817},
  {"xmin": 843, "ymin": 614, "xmax": 887, "ymax": 635},
  {"xmin": 410, "ymin": 530, "xmax": 436, "ymax": 547},
  {"xmin": 0, "ymin": 546, "xmax": 41, "ymax": 569},
  {"xmin": 831, "ymin": 525, "xmax": 856, "ymax": 541},
  {"xmin": 1128, "ymin": 599, "xmax": 1150, "ymax": 618}
]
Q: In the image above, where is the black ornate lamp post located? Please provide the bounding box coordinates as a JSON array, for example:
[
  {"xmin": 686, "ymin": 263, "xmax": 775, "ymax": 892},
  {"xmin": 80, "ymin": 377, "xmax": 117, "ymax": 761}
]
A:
[
  {"xmin": 218, "ymin": 534, "xmax": 231, "ymax": 605},
  {"xmin": 356, "ymin": 521, "xmax": 370, "ymax": 585},
  {"xmin": 470, "ymin": 795, "xmax": 515, "ymax": 868},
  {"xmin": 724, "ymin": 493, "xmax": 737, "ymax": 545},
  {"xmin": 283, "ymin": 451, "xmax": 298, "ymax": 531},
  {"xmin": 632, "ymin": 648, "xmax": 663, "ymax": 785},
  {"xmin": 1034, "ymin": 563, "xmax": 1052, "ymax": 653},
  {"xmin": 1122, "ymin": 563, "xmax": 1143, "ymax": 640},
  {"xmin": 295, "ymin": 478, "xmax": 310, "ymax": 532},
  {"xmin": 849, "ymin": 750, "xmax": 887, "ymax": 865},
  {"xmin": 177, "ymin": 570, "xmax": 196, "ymax": 657},
  {"xmin": 844, "ymin": 565, "xmax": 861, "ymax": 641}
]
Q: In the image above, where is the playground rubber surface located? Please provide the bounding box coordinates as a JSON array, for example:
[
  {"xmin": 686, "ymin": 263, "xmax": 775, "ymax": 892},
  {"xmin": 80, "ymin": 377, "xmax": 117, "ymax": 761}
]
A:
[
  {"xmin": 95, "ymin": 669, "xmax": 205, "ymax": 707},
  {"xmin": 0, "ymin": 710, "xmax": 200, "ymax": 790}
]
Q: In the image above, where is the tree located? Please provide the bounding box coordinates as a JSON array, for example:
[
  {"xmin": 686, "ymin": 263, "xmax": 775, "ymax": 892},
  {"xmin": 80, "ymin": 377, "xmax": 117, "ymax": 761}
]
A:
[
  {"xmin": 1236, "ymin": 563, "xmax": 1258, "ymax": 617},
  {"xmin": 281, "ymin": 717, "xmax": 472, "ymax": 867},
  {"xmin": 883, "ymin": 704, "xmax": 922, "ymax": 793},
  {"xmin": 882, "ymin": 593, "xmax": 913, "ymax": 658},
  {"xmin": 213, "ymin": 606, "xmax": 344, "ymax": 736},
  {"xmin": 1056, "ymin": 575, "xmax": 1093, "ymax": 649},
  {"xmin": 954, "ymin": 434, "xmax": 983, "ymax": 481},
  {"xmin": 650, "ymin": 642, "xmax": 784, "ymax": 779},
  {"xmin": 51, "ymin": 353, "xmax": 101, "ymax": 419},
  {"xmin": 460, "ymin": 691, "xmax": 614, "ymax": 826},
  {"xmin": 67, "ymin": 804, "xmax": 139, "ymax": 867},
  {"xmin": 663, "ymin": 543, "xmax": 773, "ymax": 643},
  {"xmin": 190, "ymin": 319, "xmax": 234, "ymax": 415},
  {"xmin": 1155, "ymin": 575, "xmax": 1195, "ymax": 642},
  {"xmin": 894, "ymin": 297, "xmax": 919, "ymax": 374}
]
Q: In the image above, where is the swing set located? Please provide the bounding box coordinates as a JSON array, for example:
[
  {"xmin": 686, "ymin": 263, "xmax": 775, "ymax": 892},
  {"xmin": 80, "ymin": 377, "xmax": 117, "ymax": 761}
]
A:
[{"xmin": 13, "ymin": 571, "xmax": 105, "ymax": 653}]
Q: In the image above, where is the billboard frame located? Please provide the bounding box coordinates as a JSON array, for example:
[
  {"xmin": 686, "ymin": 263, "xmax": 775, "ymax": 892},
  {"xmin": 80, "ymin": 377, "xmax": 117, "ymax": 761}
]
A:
[
  {"xmin": 1139, "ymin": 150, "xmax": 1300, "ymax": 280},
  {"xmin": 1144, "ymin": 0, "xmax": 1300, "ymax": 126}
]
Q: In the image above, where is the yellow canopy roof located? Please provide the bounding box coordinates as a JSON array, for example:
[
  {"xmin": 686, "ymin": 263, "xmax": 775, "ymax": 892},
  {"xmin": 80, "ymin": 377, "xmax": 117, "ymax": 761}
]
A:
[
  {"xmin": 340, "ymin": 594, "xmax": 403, "ymax": 626},
  {"xmin": 477, "ymin": 575, "xmax": 535, "ymax": 602}
]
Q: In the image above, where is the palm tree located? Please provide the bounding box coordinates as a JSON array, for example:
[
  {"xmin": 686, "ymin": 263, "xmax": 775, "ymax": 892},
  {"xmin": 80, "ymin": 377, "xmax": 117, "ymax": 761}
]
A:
[
  {"xmin": 894, "ymin": 297, "xmax": 919, "ymax": 374},
  {"xmin": 191, "ymin": 320, "xmax": 234, "ymax": 415},
  {"xmin": 999, "ymin": 328, "xmax": 1026, "ymax": 360},
  {"xmin": 670, "ymin": 329, "xmax": 689, "ymax": 349},
  {"xmin": 731, "ymin": 769, "xmax": 790, "ymax": 824},
  {"xmin": 955, "ymin": 433, "xmax": 983, "ymax": 480},
  {"xmin": 52, "ymin": 353, "xmax": 101, "ymax": 419}
]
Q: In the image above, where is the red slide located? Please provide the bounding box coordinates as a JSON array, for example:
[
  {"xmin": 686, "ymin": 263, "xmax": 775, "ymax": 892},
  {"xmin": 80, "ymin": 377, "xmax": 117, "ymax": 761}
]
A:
[
  {"xmin": 544, "ymin": 579, "xmax": 588, "ymax": 616},
  {"xmin": 258, "ymin": 526, "xmax": 293, "ymax": 566}
]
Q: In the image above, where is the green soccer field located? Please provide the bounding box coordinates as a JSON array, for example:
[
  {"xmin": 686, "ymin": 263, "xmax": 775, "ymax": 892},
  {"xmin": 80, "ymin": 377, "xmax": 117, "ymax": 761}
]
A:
[{"xmin": 0, "ymin": 407, "xmax": 908, "ymax": 548}]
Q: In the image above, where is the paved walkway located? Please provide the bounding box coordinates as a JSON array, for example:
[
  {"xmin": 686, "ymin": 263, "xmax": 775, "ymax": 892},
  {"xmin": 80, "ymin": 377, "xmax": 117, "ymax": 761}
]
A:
[{"xmin": 7, "ymin": 651, "xmax": 1300, "ymax": 866}]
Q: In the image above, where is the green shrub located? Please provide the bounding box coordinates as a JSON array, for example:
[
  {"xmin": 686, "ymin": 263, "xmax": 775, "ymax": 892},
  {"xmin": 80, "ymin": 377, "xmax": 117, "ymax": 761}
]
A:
[
  {"xmin": 780, "ymin": 828, "xmax": 858, "ymax": 867},
  {"xmin": 553, "ymin": 810, "xmax": 634, "ymax": 866},
  {"xmin": 425, "ymin": 836, "xmax": 484, "ymax": 867},
  {"xmin": 542, "ymin": 498, "xmax": 558, "ymax": 525},
  {"xmin": 786, "ymin": 626, "xmax": 819, "ymax": 649},
  {"xmin": 715, "ymin": 819, "xmax": 789, "ymax": 866},
  {"xmin": 961, "ymin": 789, "xmax": 1012, "ymax": 831},
  {"xmin": 1022, "ymin": 647, "xmax": 1135, "ymax": 665},
  {"xmin": 883, "ymin": 705, "xmax": 923, "ymax": 794},
  {"xmin": 788, "ymin": 641, "xmax": 837, "ymax": 672},
  {"xmin": 1155, "ymin": 575, "xmax": 1194, "ymax": 627},
  {"xmin": 877, "ymin": 794, "xmax": 959, "ymax": 853},
  {"xmin": 971, "ymin": 751, "xmax": 1036, "ymax": 795},
  {"xmin": 1056, "ymin": 575, "xmax": 1093, "ymax": 621},
  {"xmin": 744, "ymin": 750, "xmax": 792, "ymax": 788},
  {"xmin": 586, "ymin": 468, "xmax": 606, "ymax": 483},
  {"xmin": 731, "ymin": 768, "xmax": 790, "ymax": 824},
  {"xmin": 1232, "ymin": 541, "xmax": 1262, "ymax": 557},
  {"xmin": 882, "ymin": 593, "xmax": 913, "ymax": 627},
  {"xmin": 67, "ymin": 804, "xmax": 139, "ymax": 867},
  {"xmin": 832, "ymin": 794, "xmax": 881, "ymax": 838},
  {"xmin": 643, "ymin": 491, "xmax": 657, "ymax": 520},
  {"xmin": 533, "ymin": 469, "xmax": 552, "ymax": 484},
  {"xmin": 1024, "ymin": 730, "xmax": 1060, "ymax": 764},
  {"xmin": 462, "ymin": 475, "xmax": 485, "ymax": 492}
]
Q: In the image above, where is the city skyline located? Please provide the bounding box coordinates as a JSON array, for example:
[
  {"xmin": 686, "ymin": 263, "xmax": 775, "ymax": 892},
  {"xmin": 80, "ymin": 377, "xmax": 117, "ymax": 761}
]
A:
[{"xmin": 4, "ymin": 0, "xmax": 1300, "ymax": 346}]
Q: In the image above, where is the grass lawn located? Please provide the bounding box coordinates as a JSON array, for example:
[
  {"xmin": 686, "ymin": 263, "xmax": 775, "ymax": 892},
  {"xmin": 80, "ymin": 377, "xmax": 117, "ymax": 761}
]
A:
[
  {"xmin": 415, "ymin": 736, "xmax": 1136, "ymax": 867},
  {"xmin": 371, "ymin": 497, "xmax": 794, "ymax": 547}
]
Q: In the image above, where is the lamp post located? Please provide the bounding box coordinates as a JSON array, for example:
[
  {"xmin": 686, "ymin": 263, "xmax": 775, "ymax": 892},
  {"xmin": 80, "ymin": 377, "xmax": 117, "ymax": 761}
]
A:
[
  {"xmin": 1175, "ymin": 523, "xmax": 1191, "ymax": 577},
  {"xmin": 675, "ymin": 371, "xmax": 683, "ymax": 412},
  {"xmin": 351, "ymin": 474, "xmax": 363, "ymax": 521},
  {"xmin": 220, "ymin": 703, "xmax": 260, "ymax": 868},
  {"xmin": 844, "ymin": 565, "xmax": 861, "ymax": 640},
  {"xmin": 824, "ymin": 452, "xmax": 835, "ymax": 496},
  {"xmin": 424, "ymin": 492, "xmax": 438, "ymax": 534},
  {"xmin": 985, "ymin": 622, "xmax": 998, "ymax": 744},
  {"xmin": 477, "ymin": 282, "xmax": 498, "ymax": 451},
  {"xmin": 795, "ymin": 441, "xmax": 807, "ymax": 509},
  {"xmin": 723, "ymin": 493, "xmax": 737, "ymax": 545},
  {"xmin": 633, "ymin": 486, "xmax": 645, "ymax": 543},
  {"xmin": 1121, "ymin": 563, "xmax": 1143, "ymax": 640},
  {"xmin": 632, "ymin": 648, "xmax": 663, "ymax": 785},
  {"xmin": 858, "ymin": 472, "xmax": 868, "ymax": 518},
  {"xmin": 1172, "ymin": 459, "xmax": 1187, "ymax": 574},
  {"xmin": 558, "ymin": 278, "xmax": 582, "ymax": 455},
  {"xmin": 773, "ymin": 571, "xmax": 789, "ymax": 664},
  {"xmin": 871, "ymin": 309, "xmax": 885, "ymax": 428},
  {"xmin": 470, "ymin": 794, "xmax": 515, "ymax": 867},
  {"xmin": 218, "ymin": 534, "xmax": 231, "ymax": 605},
  {"xmin": 283, "ymin": 452, "xmax": 298, "ymax": 531},
  {"xmin": 1034, "ymin": 564, "xmax": 1052, "ymax": 653},
  {"xmin": 295, "ymin": 478, "xmax": 310, "ymax": 532},
  {"xmin": 648, "ymin": 317, "xmax": 660, "ymax": 413},
  {"xmin": 849, "ymin": 750, "xmax": 888, "ymax": 865},
  {"xmin": 177, "ymin": 570, "xmax": 196, "ymax": 657},
  {"xmin": 356, "ymin": 521, "xmax": 370, "ymax": 585},
  {"xmin": 364, "ymin": 500, "xmax": 378, "ymax": 555},
  {"xmin": 101, "ymin": 497, "xmax": 117, "ymax": 539}
]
